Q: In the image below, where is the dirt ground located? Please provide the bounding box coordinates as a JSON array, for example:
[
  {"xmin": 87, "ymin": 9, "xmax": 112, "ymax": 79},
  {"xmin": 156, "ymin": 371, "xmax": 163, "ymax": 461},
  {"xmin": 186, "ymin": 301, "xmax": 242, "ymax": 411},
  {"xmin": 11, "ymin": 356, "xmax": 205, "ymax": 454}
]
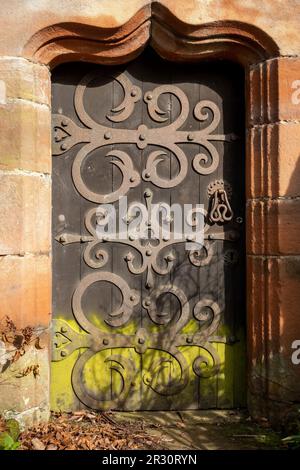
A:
[
  {"xmin": 18, "ymin": 410, "xmax": 284, "ymax": 450},
  {"xmin": 115, "ymin": 410, "xmax": 283, "ymax": 450}
]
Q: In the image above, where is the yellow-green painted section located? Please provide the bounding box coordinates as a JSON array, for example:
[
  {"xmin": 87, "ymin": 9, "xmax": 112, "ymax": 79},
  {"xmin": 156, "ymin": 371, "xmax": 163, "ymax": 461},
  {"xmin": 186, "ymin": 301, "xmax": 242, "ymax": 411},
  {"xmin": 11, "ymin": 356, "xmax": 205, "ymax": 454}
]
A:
[{"xmin": 51, "ymin": 314, "xmax": 246, "ymax": 411}]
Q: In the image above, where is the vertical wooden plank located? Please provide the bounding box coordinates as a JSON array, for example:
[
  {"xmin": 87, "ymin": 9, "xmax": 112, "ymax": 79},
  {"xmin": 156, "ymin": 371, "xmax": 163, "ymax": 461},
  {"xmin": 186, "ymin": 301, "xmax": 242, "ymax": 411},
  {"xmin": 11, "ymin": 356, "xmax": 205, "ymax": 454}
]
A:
[
  {"xmin": 213, "ymin": 66, "xmax": 231, "ymax": 408},
  {"xmin": 214, "ymin": 63, "xmax": 245, "ymax": 408},
  {"xmin": 197, "ymin": 69, "xmax": 220, "ymax": 409},
  {"xmin": 224, "ymin": 64, "xmax": 246, "ymax": 408},
  {"xmin": 51, "ymin": 64, "xmax": 86, "ymax": 411},
  {"xmin": 78, "ymin": 66, "xmax": 115, "ymax": 408},
  {"xmin": 170, "ymin": 63, "xmax": 201, "ymax": 410},
  {"xmin": 110, "ymin": 61, "xmax": 143, "ymax": 410},
  {"xmin": 140, "ymin": 50, "xmax": 174, "ymax": 410}
]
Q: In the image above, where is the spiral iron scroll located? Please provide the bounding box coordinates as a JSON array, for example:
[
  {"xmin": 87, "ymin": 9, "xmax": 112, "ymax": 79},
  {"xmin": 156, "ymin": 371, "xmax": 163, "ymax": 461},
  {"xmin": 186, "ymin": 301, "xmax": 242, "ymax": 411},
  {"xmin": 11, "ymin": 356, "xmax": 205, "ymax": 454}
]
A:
[
  {"xmin": 52, "ymin": 70, "xmax": 238, "ymax": 410},
  {"xmin": 53, "ymin": 71, "xmax": 237, "ymax": 199},
  {"xmin": 53, "ymin": 289, "xmax": 226, "ymax": 409}
]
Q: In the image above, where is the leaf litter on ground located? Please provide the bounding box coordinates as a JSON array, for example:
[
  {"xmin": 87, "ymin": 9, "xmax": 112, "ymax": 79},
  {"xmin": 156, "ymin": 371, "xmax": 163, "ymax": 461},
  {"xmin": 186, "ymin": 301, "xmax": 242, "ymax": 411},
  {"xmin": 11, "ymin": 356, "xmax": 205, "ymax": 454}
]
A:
[{"xmin": 19, "ymin": 411, "xmax": 163, "ymax": 450}]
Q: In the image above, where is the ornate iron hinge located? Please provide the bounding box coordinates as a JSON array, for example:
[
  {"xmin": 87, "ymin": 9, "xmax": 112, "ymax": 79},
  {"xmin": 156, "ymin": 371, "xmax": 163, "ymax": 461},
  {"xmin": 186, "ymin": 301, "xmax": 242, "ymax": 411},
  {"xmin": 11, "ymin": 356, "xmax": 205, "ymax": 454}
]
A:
[{"xmin": 207, "ymin": 180, "xmax": 234, "ymax": 223}]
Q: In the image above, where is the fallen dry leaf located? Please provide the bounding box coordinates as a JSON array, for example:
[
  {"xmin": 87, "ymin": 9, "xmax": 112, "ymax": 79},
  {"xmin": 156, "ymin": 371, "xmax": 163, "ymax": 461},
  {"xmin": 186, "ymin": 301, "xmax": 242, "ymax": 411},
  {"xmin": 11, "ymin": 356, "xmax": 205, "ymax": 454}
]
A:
[
  {"xmin": 31, "ymin": 437, "xmax": 46, "ymax": 450},
  {"xmin": 176, "ymin": 422, "xmax": 186, "ymax": 428},
  {"xmin": 20, "ymin": 411, "xmax": 162, "ymax": 451},
  {"xmin": 46, "ymin": 444, "xmax": 58, "ymax": 450}
]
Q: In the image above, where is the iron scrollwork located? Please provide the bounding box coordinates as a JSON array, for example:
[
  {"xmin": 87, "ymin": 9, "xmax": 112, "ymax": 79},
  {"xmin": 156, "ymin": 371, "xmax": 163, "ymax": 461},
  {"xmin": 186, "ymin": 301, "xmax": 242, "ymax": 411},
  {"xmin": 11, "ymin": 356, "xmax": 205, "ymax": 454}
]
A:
[
  {"xmin": 52, "ymin": 286, "xmax": 227, "ymax": 409},
  {"xmin": 52, "ymin": 70, "xmax": 240, "ymax": 410},
  {"xmin": 55, "ymin": 188, "xmax": 240, "ymax": 289},
  {"xmin": 53, "ymin": 71, "xmax": 238, "ymax": 198}
]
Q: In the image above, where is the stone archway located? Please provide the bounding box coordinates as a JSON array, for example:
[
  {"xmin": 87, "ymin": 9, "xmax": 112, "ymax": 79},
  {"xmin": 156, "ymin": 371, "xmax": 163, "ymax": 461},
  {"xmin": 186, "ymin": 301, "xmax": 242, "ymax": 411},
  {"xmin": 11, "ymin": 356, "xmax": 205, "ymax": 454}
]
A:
[{"xmin": 0, "ymin": 0, "xmax": 299, "ymax": 427}]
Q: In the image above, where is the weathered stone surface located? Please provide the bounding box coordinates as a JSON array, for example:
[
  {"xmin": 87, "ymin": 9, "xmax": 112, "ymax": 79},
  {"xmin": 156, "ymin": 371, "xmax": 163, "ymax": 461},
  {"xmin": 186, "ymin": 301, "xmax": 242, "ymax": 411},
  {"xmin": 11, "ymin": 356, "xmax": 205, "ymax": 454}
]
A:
[
  {"xmin": 247, "ymin": 122, "xmax": 300, "ymax": 199},
  {"xmin": 247, "ymin": 199, "xmax": 300, "ymax": 255},
  {"xmin": 0, "ymin": 0, "xmax": 298, "ymax": 428},
  {"xmin": 0, "ymin": 173, "xmax": 51, "ymax": 255},
  {"xmin": 0, "ymin": 254, "xmax": 51, "ymax": 328},
  {"xmin": 0, "ymin": 340, "xmax": 50, "ymax": 427},
  {"xmin": 249, "ymin": 58, "xmax": 300, "ymax": 125},
  {"xmin": 247, "ymin": 255, "xmax": 300, "ymax": 418},
  {"xmin": 0, "ymin": 57, "xmax": 50, "ymax": 105},
  {"xmin": 274, "ymin": 57, "xmax": 300, "ymax": 122},
  {"xmin": 0, "ymin": 1, "xmax": 298, "ymax": 63},
  {"xmin": 0, "ymin": 55, "xmax": 51, "ymax": 426},
  {"xmin": 0, "ymin": 0, "xmax": 151, "ymax": 64},
  {"xmin": 158, "ymin": 1, "xmax": 299, "ymax": 57},
  {"xmin": 0, "ymin": 100, "xmax": 51, "ymax": 173}
]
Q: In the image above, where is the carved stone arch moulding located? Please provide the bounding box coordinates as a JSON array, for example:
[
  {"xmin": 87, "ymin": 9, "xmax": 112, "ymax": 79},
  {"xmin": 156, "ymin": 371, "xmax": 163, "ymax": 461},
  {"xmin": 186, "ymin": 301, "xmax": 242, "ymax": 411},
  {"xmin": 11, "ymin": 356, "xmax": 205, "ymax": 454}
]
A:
[
  {"xmin": 1, "ymin": 0, "xmax": 299, "ymax": 430},
  {"xmin": 23, "ymin": 4, "xmax": 279, "ymax": 68}
]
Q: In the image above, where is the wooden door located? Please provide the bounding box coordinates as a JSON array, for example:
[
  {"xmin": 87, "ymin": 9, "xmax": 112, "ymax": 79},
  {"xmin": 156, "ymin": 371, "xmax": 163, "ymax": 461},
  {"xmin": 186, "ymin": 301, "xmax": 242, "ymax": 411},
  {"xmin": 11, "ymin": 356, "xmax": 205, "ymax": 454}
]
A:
[{"xmin": 51, "ymin": 49, "xmax": 246, "ymax": 411}]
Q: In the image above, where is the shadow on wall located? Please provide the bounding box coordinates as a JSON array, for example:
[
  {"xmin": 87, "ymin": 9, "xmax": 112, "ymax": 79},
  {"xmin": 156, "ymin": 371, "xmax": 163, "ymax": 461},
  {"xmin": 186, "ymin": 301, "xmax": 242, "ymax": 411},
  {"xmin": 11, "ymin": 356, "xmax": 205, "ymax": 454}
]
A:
[{"xmin": 249, "ymin": 128, "xmax": 300, "ymax": 423}]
